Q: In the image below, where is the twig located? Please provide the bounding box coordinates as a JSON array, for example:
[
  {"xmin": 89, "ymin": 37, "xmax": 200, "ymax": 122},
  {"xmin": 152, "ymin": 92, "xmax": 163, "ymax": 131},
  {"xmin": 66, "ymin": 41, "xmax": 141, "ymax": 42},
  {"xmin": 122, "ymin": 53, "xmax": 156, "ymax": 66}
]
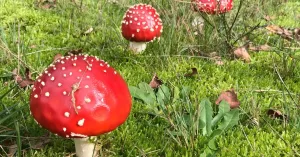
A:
[{"xmin": 273, "ymin": 64, "xmax": 299, "ymax": 108}]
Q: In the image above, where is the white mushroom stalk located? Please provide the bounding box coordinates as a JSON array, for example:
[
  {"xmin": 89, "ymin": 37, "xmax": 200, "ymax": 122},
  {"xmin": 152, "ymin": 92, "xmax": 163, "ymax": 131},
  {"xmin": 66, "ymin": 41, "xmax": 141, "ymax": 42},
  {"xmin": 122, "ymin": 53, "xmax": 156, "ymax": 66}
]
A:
[
  {"xmin": 74, "ymin": 137, "xmax": 97, "ymax": 157},
  {"xmin": 129, "ymin": 41, "xmax": 147, "ymax": 53}
]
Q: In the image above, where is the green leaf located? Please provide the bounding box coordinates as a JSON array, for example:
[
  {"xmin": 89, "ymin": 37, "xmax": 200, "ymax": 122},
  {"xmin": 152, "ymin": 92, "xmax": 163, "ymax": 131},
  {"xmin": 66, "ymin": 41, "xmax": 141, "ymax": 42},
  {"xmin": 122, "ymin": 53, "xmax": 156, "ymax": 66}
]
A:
[
  {"xmin": 129, "ymin": 85, "xmax": 156, "ymax": 105},
  {"xmin": 200, "ymin": 99, "xmax": 213, "ymax": 136},
  {"xmin": 156, "ymin": 84, "xmax": 171, "ymax": 106},
  {"xmin": 138, "ymin": 82, "xmax": 153, "ymax": 93},
  {"xmin": 208, "ymin": 138, "xmax": 218, "ymax": 150},
  {"xmin": 211, "ymin": 101, "xmax": 231, "ymax": 127},
  {"xmin": 209, "ymin": 129, "xmax": 222, "ymax": 139},
  {"xmin": 218, "ymin": 109, "xmax": 239, "ymax": 131},
  {"xmin": 180, "ymin": 86, "xmax": 191, "ymax": 102}
]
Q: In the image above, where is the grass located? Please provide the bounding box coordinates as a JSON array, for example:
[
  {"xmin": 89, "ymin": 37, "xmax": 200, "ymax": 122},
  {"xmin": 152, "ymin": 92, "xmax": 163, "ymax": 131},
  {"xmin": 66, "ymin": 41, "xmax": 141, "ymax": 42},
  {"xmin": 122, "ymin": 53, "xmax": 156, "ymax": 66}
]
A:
[{"xmin": 0, "ymin": 0, "xmax": 300, "ymax": 156}]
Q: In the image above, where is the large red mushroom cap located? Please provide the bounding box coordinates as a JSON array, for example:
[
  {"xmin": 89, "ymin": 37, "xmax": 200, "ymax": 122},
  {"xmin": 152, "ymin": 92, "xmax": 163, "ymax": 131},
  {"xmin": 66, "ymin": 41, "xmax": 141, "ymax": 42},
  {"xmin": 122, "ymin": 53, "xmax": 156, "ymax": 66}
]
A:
[
  {"xmin": 192, "ymin": 0, "xmax": 233, "ymax": 14},
  {"xmin": 29, "ymin": 54, "xmax": 132, "ymax": 138},
  {"xmin": 121, "ymin": 4, "xmax": 163, "ymax": 42}
]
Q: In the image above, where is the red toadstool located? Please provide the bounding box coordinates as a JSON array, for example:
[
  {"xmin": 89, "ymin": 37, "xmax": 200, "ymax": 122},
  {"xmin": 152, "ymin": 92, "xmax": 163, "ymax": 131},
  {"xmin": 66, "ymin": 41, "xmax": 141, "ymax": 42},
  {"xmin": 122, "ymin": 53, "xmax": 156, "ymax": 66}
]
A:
[
  {"xmin": 191, "ymin": 0, "xmax": 233, "ymax": 30},
  {"xmin": 29, "ymin": 54, "xmax": 132, "ymax": 157},
  {"xmin": 191, "ymin": 0, "xmax": 233, "ymax": 14},
  {"xmin": 121, "ymin": 4, "xmax": 163, "ymax": 53}
]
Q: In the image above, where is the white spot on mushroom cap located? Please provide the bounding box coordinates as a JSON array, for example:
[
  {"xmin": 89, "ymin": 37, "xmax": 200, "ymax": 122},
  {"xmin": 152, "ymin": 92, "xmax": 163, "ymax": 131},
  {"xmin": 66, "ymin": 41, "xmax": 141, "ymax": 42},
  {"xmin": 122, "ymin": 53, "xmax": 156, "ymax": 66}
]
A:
[
  {"xmin": 77, "ymin": 119, "xmax": 85, "ymax": 126},
  {"xmin": 85, "ymin": 97, "xmax": 91, "ymax": 103},
  {"xmin": 77, "ymin": 106, "xmax": 81, "ymax": 110},
  {"xmin": 58, "ymin": 83, "xmax": 62, "ymax": 87},
  {"xmin": 45, "ymin": 92, "xmax": 50, "ymax": 97},
  {"xmin": 50, "ymin": 76, "xmax": 55, "ymax": 81},
  {"xmin": 64, "ymin": 112, "xmax": 70, "ymax": 117},
  {"xmin": 63, "ymin": 91, "xmax": 67, "ymax": 95},
  {"xmin": 63, "ymin": 127, "xmax": 66, "ymax": 132},
  {"xmin": 34, "ymin": 94, "xmax": 38, "ymax": 98}
]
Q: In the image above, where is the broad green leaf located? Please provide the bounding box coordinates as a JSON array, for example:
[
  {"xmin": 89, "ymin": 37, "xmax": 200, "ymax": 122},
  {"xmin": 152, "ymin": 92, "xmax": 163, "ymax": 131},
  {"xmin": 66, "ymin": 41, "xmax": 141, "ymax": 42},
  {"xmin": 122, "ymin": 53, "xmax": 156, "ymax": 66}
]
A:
[
  {"xmin": 218, "ymin": 109, "xmax": 239, "ymax": 131},
  {"xmin": 156, "ymin": 85, "xmax": 171, "ymax": 106},
  {"xmin": 209, "ymin": 129, "xmax": 222, "ymax": 139},
  {"xmin": 129, "ymin": 86, "xmax": 144, "ymax": 99},
  {"xmin": 129, "ymin": 86, "xmax": 156, "ymax": 105},
  {"xmin": 180, "ymin": 86, "xmax": 191, "ymax": 102},
  {"xmin": 138, "ymin": 82, "xmax": 153, "ymax": 93},
  {"xmin": 200, "ymin": 99, "xmax": 213, "ymax": 136},
  {"xmin": 208, "ymin": 138, "xmax": 218, "ymax": 150},
  {"xmin": 211, "ymin": 101, "xmax": 231, "ymax": 127}
]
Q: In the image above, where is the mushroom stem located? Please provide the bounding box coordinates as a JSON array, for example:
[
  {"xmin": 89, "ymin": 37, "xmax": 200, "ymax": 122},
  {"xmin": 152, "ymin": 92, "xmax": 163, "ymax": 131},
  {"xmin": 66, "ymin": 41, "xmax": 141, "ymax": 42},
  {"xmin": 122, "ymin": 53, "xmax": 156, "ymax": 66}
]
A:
[
  {"xmin": 74, "ymin": 137, "xmax": 97, "ymax": 157},
  {"xmin": 192, "ymin": 16, "xmax": 205, "ymax": 33},
  {"xmin": 129, "ymin": 41, "xmax": 147, "ymax": 53}
]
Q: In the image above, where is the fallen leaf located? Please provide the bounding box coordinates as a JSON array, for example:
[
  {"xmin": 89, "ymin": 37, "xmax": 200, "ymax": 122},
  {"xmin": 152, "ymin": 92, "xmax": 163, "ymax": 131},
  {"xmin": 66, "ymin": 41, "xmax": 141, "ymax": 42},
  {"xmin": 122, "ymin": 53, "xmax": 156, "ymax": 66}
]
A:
[
  {"xmin": 294, "ymin": 28, "xmax": 300, "ymax": 41},
  {"xmin": 29, "ymin": 133, "xmax": 51, "ymax": 149},
  {"xmin": 149, "ymin": 73, "xmax": 163, "ymax": 89},
  {"xmin": 266, "ymin": 25, "xmax": 294, "ymax": 41},
  {"xmin": 66, "ymin": 49, "xmax": 83, "ymax": 56},
  {"xmin": 83, "ymin": 27, "xmax": 94, "ymax": 35},
  {"xmin": 267, "ymin": 109, "xmax": 288, "ymax": 120},
  {"xmin": 214, "ymin": 59, "xmax": 224, "ymax": 66},
  {"xmin": 233, "ymin": 46, "xmax": 251, "ymax": 63},
  {"xmin": 184, "ymin": 68, "xmax": 198, "ymax": 77},
  {"xmin": 12, "ymin": 68, "xmax": 34, "ymax": 88},
  {"xmin": 7, "ymin": 144, "xmax": 17, "ymax": 157},
  {"xmin": 216, "ymin": 89, "xmax": 240, "ymax": 109},
  {"xmin": 53, "ymin": 53, "xmax": 62, "ymax": 62},
  {"xmin": 37, "ymin": 0, "xmax": 56, "ymax": 9},
  {"xmin": 263, "ymin": 15, "xmax": 275, "ymax": 21},
  {"xmin": 249, "ymin": 44, "xmax": 272, "ymax": 52}
]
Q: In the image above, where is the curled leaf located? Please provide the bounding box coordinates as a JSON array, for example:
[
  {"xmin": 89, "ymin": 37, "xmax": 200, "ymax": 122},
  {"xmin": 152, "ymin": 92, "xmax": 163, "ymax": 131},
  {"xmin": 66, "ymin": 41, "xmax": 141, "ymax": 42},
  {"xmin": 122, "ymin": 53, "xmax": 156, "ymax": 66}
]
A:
[
  {"xmin": 53, "ymin": 53, "xmax": 62, "ymax": 62},
  {"xmin": 83, "ymin": 27, "xmax": 94, "ymax": 35},
  {"xmin": 267, "ymin": 109, "xmax": 288, "ymax": 120},
  {"xmin": 249, "ymin": 44, "xmax": 272, "ymax": 52},
  {"xmin": 12, "ymin": 68, "xmax": 34, "ymax": 88},
  {"xmin": 215, "ymin": 89, "xmax": 240, "ymax": 109},
  {"xmin": 149, "ymin": 73, "xmax": 163, "ymax": 89},
  {"xmin": 233, "ymin": 46, "xmax": 251, "ymax": 63},
  {"xmin": 66, "ymin": 49, "xmax": 83, "ymax": 56},
  {"xmin": 266, "ymin": 25, "xmax": 295, "ymax": 41},
  {"xmin": 184, "ymin": 68, "xmax": 198, "ymax": 77}
]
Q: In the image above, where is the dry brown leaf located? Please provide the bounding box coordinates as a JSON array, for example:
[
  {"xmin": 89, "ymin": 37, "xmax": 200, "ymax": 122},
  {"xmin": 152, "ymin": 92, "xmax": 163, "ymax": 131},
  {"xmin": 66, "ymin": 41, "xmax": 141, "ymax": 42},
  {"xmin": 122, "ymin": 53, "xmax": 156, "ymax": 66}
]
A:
[
  {"xmin": 233, "ymin": 46, "xmax": 251, "ymax": 63},
  {"xmin": 249, "ymin": 44, "xmax": 272, "ymax": 52},
  {"xmin": 149, "ymin": 73, "xmax": 163, "ymax": 89},
  {"xmin": 184, "ymin": 68, "xmax": 198, "ymax": 77},
  {"xmin": 37, "ymin": 0, "xmax": 56, "ymax": 9},
  {"xmin": 263, "ymin": 15, "xmax": 275, "ymax": 21},
  {"xmin": 266, "ymin": 25, "xmax": 294, "ymax": 41},
  {"xmin": 215, "ymin": 88, "xmax": 240, "ymax": 109},
  {"xmin": 267, "ymin": 109, "xmax": 288, "ymax": 120},
  {"xmin": 83, "ymin": 27, "xmax": 94, "ymax": 35},
  {"xmin": 53, "ymin": 53, "xmax": 62, "ymax": 62},
  {"xmin": 66, "ymin": 49, "xmax": 83, "ymax": 56},
  {"xmin": 7, "ymin": 144, "xmax": 17, "ymax": 157},
  {"xmin": 294, "ymin": 28, "xmax": 300, "ymax": 41},
  {"xmin": 29, "ymin": 133, "xmax": 51, "ymax": 149},
  {"xmin": 12, "ymin": 68, "xmax": 34, "ymax": 88}
]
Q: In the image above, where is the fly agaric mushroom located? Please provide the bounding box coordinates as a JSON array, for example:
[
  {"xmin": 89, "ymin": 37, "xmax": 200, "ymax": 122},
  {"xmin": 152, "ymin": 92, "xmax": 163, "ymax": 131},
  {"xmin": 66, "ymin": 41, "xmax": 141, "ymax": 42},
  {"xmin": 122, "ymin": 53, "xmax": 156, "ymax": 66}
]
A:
[
  {"xmin": 121, "ymin": 4, "xmax": 163, "ymax": 53},
  {"xmin": 191, "ymin": 0, "xmax": 233, "ymax": 14},
  {"xmin": 29, "ymin": 54, "xmax": 132, "ymax": 157},
  {"xmin": 191, "ymin": 0, "xmax": 233, "ymax": 32}
]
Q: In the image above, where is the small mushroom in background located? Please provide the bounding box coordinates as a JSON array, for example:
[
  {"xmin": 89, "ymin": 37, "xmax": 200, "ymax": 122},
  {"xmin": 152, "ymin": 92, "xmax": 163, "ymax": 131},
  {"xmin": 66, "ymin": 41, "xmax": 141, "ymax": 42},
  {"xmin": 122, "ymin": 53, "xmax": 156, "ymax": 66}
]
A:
[
  {"xmin": 121, "ymin": 4, "xmax": 163, "ymax": 53},
  {"xmin": 191, "ymin": 0, "xmax": 233, "ymax": 32},
  {"xmin": 29, "ymin": 54, "xmax": 132, "ymax": 157}
]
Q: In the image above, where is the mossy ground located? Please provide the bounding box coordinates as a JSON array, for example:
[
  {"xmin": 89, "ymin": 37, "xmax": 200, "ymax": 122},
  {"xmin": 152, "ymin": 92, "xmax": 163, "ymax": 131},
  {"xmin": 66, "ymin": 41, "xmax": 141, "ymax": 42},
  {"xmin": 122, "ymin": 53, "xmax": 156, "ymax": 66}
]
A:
[{"xmin": 0, "ymin": 0, "xmax": 300, "ymax": 156}]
